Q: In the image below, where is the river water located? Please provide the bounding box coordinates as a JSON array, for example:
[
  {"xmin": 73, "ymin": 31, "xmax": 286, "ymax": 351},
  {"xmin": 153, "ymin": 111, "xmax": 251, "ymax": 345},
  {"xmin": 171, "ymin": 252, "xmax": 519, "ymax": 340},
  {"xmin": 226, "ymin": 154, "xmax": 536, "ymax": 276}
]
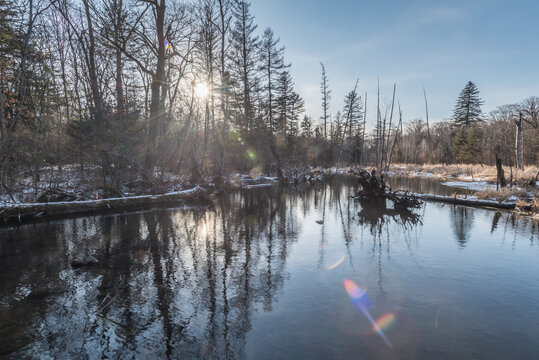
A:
[{"xmin": 0, "ymin": 176, "xmax": 538, "ymax": 359}]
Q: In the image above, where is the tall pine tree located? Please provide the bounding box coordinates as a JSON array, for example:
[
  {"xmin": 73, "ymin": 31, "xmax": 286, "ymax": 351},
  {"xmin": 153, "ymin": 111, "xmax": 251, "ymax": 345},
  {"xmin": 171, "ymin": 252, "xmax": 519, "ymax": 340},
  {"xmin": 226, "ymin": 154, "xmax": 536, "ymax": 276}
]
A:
[
  {"xmin": 230, "ymin": 0, "xmax": 259, "ymax": 133},
  {"xmin": 452, "ymin": 81, "xmax": 484, "ymax": 127},
  {"xmin": 452, "ymin": 81, "xmax": 484, "ymax": 163},
  {"xmin": 259, "ymin": 27, "xmax": 286, "ymax": 134}
]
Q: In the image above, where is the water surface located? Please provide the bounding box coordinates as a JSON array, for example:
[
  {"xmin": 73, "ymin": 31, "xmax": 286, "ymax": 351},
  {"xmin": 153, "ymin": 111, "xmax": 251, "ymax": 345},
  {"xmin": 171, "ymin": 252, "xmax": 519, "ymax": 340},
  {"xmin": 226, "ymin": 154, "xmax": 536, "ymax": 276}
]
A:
[{"xmin": 1, "ymin": 176, "xmax": 538, "ymax": 359}]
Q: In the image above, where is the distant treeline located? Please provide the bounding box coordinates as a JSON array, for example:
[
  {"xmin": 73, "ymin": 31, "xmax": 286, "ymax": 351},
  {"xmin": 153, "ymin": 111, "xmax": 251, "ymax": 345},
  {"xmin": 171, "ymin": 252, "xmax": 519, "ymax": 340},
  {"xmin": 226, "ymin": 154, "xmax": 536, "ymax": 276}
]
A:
[{"xmin": 0, "ymin": 0, "xmax": 536, "ymax": 195}]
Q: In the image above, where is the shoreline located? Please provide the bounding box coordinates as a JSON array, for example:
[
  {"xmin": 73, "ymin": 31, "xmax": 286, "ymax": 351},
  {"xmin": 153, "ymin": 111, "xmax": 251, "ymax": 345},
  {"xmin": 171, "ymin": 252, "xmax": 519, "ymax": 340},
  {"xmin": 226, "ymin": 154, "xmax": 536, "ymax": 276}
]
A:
[{"xmin": 2, "ymin": 169, "xmax": 537, "ymax": 224}]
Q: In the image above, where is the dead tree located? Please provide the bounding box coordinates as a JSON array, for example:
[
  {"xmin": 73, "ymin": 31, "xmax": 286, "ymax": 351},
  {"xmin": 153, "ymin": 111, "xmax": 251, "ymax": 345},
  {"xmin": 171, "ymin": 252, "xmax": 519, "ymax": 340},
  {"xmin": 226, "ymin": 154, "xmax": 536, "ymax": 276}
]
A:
[
  {"xmin": 383, "ymin": 83, "xmax": 396, "ymax": 169},
  {"xmin": 423, "ymin": 87, "xmax": 430, "ymax": 158},
  {"xmin": 495, "ymin": 153, "xmax": 506, "ymax": 190},
  {"xmin": 515, "ymin": 112, "xmax": 523, "ymax": 170},
  {"xmin": 353, "ymin": 169, "xmax": 422, "ymax": 210}
]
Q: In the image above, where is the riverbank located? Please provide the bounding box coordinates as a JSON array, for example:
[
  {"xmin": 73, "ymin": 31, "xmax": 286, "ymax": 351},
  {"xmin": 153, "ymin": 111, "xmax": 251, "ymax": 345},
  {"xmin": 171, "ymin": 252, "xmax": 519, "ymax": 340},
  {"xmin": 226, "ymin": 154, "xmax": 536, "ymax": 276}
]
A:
[
  {"xmin": 387, "ymin": 163, "xmax": 539, "ymax": 188},
  {"xmin": 2, "ymin": 164, "xmax": 537, "ymax": 223},
  {"xmin": 0, "ymin": 170, "xmax": 281, "ymax": 223}
]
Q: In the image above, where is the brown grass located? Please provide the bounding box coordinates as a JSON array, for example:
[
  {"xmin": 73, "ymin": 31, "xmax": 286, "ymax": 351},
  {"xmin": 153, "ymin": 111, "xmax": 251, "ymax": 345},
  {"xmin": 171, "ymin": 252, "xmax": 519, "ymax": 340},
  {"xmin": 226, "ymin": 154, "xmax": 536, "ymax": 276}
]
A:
[
  {"xmin": 515, "ymin": 197, "xmax": 539, "ymax": 214},
  {"xmin": 390, "ymin": 163, "xmax": 539, "ymax": 186},
  {"xmin": 475, "ymin": 188, "xmax": 529, "ymax": 201}
]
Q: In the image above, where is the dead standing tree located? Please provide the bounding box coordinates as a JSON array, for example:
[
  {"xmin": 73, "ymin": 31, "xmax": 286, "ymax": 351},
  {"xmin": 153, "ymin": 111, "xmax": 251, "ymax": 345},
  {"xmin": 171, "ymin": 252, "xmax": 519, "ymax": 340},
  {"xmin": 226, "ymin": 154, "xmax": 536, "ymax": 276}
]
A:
[
  {"xmin": 515, "ymin": 112, "xmax": 523, "ymax": 170},
  {"xmin": 495, "ymin": 153, "xmax": 506, "ymax": 190}
]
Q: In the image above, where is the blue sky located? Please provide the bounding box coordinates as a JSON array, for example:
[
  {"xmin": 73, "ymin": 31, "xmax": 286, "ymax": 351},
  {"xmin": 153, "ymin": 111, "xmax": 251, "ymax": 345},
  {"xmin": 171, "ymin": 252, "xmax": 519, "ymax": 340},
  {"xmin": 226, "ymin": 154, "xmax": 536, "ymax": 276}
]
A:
[{"xmin": 249, "ymin": 0, "xmax": 539, "ymax": 127}]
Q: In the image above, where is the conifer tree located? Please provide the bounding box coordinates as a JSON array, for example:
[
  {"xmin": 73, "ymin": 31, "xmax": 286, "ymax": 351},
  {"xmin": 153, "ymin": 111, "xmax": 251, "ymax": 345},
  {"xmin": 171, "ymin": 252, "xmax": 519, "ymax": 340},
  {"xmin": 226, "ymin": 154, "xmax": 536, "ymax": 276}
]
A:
[
  {"xmin": 301, "ymin": 115, "xmax": 313, "ymax": 138},
  {"xmin": 452, "ymin": 81, "xmax": 484, "ymax": 127},
  {"xmin": 259, "ymin": 27, "xmax": 286, "ymax": 133},
  {"xmin": 230, "ymin": 0, "xmax": 259, "ymax": 133},
  {"xmin": 275, "ymin": 69, "xmax": 304, "ymax": 135}
]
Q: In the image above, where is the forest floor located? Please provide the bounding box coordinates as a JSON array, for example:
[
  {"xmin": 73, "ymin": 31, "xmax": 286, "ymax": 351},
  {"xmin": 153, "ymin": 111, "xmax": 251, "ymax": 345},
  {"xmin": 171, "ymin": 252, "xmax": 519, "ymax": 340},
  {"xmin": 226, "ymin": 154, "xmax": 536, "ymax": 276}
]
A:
[{"xmin": 0, "ymin": 165, "xmax": 279, "ymax": 206}]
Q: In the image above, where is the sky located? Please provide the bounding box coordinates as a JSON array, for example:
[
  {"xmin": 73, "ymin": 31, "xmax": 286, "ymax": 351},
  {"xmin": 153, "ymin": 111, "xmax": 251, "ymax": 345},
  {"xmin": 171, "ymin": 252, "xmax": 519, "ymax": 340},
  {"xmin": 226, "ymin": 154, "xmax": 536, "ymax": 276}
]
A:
[{"xmin": 249, "ymin": 0, "xmax": 539, "ymax": 128}]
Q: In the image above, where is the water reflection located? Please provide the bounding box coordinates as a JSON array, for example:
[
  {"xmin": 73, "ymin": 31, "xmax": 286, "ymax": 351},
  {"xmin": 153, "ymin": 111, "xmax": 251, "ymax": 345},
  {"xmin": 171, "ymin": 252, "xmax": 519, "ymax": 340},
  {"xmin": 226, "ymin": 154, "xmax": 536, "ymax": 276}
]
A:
[
  {"xmin": 450, "ymin": 206, "xmax": 475, "ymax": 248},
  {"xmin": 0, "ymin": 187, "xmax": 298, "ymax": 359},
  {"xmin": 0, "ymin": 176, "xmax": 537, "ymax": 359}
]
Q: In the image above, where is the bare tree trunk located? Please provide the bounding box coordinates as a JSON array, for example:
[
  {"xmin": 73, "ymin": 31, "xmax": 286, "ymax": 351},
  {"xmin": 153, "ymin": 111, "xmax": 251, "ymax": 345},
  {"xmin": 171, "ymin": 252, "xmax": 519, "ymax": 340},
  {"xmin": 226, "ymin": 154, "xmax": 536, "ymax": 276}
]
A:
[
  {"xmin": 114, "ymin": 0, "xmax": 125, "ymax": 114},
  {"xmin": 360, "ymin": 91, "xmax": 366, "ymax": 167},
  {"xmin": 423, "ymin": 87, "xmax": 430, "ymax": 160},
  {"xmin": 384, "ymin": 83, "xmax": 396, "ymax": 170},
  {"xmin": 495, "ymin": 153, "xmax": 506, "ymax": 190},
  {"xmin": 82, "ymin": 0, "xmax": 104, "ymax": 126},
  {"xmin": 218, "ymin": 0, "xmax": 229, "ymax": 176},
  {"xmin": 375, "ymin": 79, "xmax": 380, "ymax": 169},
  {"xmin": 388, "ymin": 103, "xmax": 402, "ymax": 169},
  {"xmin": 146, "ymin": 0, "xmax": 167, "ymax": 172},
  {"xmin": 515, "ymin": 112, "xmax": 523, "ymax": 170},
  {"xmin": 0, "ymin": 67, "xmax": 6, "ymax": 142}
]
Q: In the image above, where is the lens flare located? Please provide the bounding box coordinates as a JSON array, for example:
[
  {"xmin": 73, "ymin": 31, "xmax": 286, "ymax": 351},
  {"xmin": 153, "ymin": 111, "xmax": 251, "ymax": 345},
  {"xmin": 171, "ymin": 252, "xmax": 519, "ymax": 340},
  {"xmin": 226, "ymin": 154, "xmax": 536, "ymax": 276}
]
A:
[
  {"xmin": 247, "ymin": 149, "xmax": 256, "ymax": 160},
  {"xmin": 344, "ymin": 279, "xmax": 366, "ymax": 300},
  {"xmin": 374, "ymin": 313, "xmax": 396, "ymax": 333},
  {"xmin": 326, "ymin": 255, "xmax": 346, "ymax": 270},
  {"xmin": 344, "ymin": 279, "xmax": 393, "ymax": 350}
]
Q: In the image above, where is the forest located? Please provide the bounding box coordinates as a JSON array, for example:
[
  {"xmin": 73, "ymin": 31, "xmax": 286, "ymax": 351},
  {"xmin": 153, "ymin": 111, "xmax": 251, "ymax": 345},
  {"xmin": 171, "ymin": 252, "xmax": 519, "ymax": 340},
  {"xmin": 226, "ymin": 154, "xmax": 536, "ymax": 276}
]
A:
[
  {"xmin": 0, "ymin": 0, "xmax": 538, "ymax": 203},
  {"xmin": 1, "ymin": 1, "xmax": 539, "ymax": 358}
]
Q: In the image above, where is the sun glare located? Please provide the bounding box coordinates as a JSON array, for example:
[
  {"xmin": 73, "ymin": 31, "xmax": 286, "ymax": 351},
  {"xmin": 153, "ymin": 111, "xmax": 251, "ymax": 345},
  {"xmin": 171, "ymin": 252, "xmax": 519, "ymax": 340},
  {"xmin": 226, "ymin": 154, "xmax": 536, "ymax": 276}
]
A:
[{"xmin": 194, "ymin": 82, "xmax": 210, "ymax": 99}]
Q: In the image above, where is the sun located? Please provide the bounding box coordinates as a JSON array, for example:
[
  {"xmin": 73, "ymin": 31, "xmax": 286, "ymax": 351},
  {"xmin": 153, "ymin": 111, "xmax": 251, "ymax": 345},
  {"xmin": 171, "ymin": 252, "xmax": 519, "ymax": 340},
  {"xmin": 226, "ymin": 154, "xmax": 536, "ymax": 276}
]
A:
[{"xmin": 194, "ymin": 82, "xmax": 210, "ymax": 99}]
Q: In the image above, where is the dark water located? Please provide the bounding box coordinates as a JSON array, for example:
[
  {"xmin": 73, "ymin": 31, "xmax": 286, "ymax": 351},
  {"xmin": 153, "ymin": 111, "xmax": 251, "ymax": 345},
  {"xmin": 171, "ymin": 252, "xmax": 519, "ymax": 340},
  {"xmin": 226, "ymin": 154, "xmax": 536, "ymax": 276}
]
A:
[
  {"xmin": 1, "ymin": 176, "xmax": 538, "ymax": 359},
  {"xmin": 386, "ymin": 174, "xmax": 470, "ymax": 196}
]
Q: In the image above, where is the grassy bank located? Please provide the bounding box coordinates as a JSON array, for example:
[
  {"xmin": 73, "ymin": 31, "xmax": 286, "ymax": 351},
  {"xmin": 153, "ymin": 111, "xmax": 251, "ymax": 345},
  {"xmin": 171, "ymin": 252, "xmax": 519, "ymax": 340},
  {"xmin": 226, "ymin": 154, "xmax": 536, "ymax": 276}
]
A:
[{"xmin": 388, "ymin": 163, "xmax": 539, "ymax": 187}]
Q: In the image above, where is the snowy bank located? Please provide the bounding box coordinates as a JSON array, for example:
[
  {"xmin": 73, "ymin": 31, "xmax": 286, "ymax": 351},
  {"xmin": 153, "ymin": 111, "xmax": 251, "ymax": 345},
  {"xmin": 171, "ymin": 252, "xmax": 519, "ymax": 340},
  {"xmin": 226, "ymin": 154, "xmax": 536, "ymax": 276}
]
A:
[{"xmin": 0, "ymin": 187, "xmax": 208, "ymax": 222}]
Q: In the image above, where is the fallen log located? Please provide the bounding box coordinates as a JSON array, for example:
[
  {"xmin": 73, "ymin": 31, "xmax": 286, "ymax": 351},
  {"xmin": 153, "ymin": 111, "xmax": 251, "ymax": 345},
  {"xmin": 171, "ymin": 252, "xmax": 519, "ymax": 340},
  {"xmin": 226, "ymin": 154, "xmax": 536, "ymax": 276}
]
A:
[
  {"xmin": 0, "ymin": 186, "xmax": 209, "ymax": 223},
  {"xmin": 413, "ymin": 193, "xmax": 516, "ymax": 210}
]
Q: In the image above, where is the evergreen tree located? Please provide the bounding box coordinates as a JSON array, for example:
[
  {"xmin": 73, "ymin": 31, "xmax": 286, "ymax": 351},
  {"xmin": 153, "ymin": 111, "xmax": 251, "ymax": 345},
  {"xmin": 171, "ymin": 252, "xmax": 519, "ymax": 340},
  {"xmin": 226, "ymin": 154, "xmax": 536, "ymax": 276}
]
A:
[
  {"xmin": 453, "ymin": 126, "xmax": 482, "ymax": 163},
  {"xmin": 230, "ymin": 0, "xmax": 259, "ymax": 133},
  {"xmin": 339, "ymin": 85, "xmax": 363, "ymax": 163},
  {"xmin": 300, "ymin": 115, "xmax": 313, "ymax": 138},
  {"xmin": 452, "ymin": 81, "xmax": 484, "ymax": 127},
  {"xmin": 342, "ymin": 88, "xmax": 363, "ymax": 138},
  {"xmin": 0, "ymin": 0, "xmax": 16, "ymax": 57},
  {"xmin": 275, "ymin": 69, "xmax": 304, "ymax": 135},
  {"xmin": 0, "ymin": 0, "xmax": 17, "ymax": 139},
  {"xmin": 259, "ymin": 27, "xmax": 287, "ymax": 133}
]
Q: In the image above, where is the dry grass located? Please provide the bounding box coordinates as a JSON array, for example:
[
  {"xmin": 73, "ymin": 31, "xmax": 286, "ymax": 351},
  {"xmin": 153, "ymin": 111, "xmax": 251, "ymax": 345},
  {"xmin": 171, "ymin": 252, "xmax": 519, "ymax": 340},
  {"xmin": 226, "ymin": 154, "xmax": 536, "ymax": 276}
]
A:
[
  {"xmin": 515, "ymin": 196, "xmax": 539, "ymax": 214},
  {"xmin": 475, "ymin": 188, "xmax": 530, "ymax": 201},
  {"xmin": 390, "ymin": 163, "xmax": 539, "ymax": 186}
]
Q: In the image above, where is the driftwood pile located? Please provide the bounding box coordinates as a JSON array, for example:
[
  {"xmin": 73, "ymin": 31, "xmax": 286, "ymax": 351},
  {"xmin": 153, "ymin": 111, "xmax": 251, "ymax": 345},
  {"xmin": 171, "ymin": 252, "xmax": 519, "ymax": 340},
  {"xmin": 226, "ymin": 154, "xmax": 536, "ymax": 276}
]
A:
[
  {"xmin": 279, "ymin": 165, "xmax": 324, "ymax": 184},
  {"xmin": 516, "ymin": 197, "xmax": 539, "ymax": 214},
  {"xmin": 354, "ymin": 169, "xmax": 422, "ymax": 210}
]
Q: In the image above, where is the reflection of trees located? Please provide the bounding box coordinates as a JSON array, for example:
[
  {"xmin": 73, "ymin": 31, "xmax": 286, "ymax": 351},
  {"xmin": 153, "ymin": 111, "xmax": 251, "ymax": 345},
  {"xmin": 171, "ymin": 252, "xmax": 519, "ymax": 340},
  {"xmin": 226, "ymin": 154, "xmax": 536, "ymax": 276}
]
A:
[
  {"xmin": 2, "ymin": 176, "xmax": 538, "ymax": 358},
  {"xmin": 356, "ymin": 199, "xmax": 423, "ymax": 234},
  {"xmin": 449, "ymin": 206, "xmax": 475, "ymax": 248},
  {"xmin": 0, "ymin": 186, "xmax": 299, "ymax": 359}
]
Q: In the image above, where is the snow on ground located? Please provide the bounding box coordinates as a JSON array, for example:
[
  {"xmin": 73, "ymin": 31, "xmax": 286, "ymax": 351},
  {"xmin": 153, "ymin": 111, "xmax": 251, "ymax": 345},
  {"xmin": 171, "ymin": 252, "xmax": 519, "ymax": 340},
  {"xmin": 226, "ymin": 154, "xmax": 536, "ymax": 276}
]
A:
[
  {"xmin": 0, "ymin": 187, "xmax": 203, "ymax": 210},
  {"xmin": 0, "ymin": 164, "xmax": 283, "ymax": 206},
  {"xmin": 441, "ymin": 181, "xmax": 497, "ymax": 192}
]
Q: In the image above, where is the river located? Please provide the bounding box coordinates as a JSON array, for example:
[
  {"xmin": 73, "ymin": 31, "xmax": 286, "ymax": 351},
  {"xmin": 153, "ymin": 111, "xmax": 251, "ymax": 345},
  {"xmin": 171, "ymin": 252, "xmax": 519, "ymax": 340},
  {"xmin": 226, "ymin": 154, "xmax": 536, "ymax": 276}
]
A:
[{"xmin": 0, "ymin": 175, "xmax": 537, "ymax": 359}]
